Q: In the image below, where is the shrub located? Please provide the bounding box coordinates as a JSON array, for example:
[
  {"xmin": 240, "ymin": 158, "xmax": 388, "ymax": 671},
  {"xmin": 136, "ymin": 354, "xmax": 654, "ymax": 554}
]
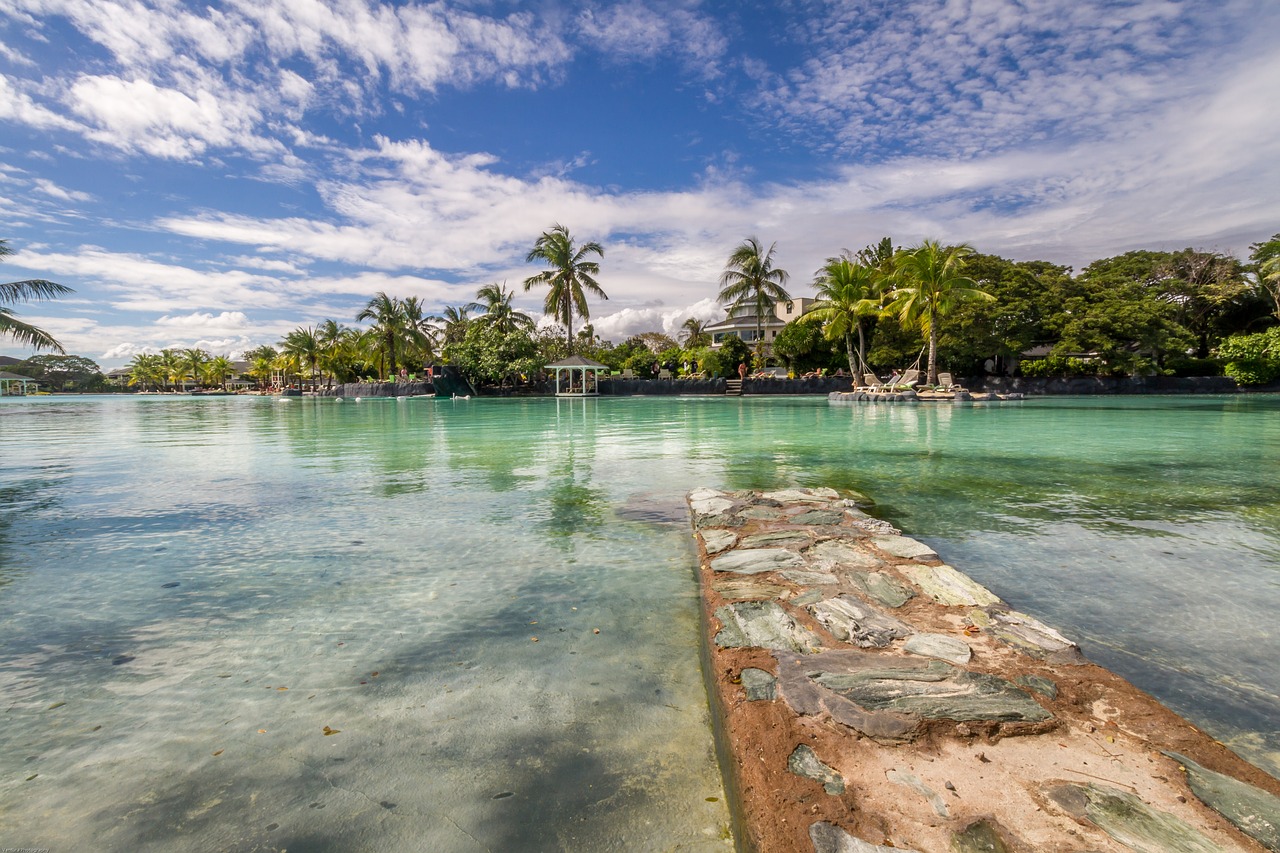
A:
[
  {"xmin": 1164, "ymin": 356, "xmax": 1223, "ymax": 377},
  {"xmin": 1216, "ymin": 328, "xmax": 1280, "ymax": 385}
]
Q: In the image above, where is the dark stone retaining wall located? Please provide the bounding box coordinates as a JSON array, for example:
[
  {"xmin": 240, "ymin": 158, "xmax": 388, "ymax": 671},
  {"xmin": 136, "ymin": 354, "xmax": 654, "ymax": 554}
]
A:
[
  {"xmin": 962, "ymin": 375, "xmax": 1238, "ymax": 395},
  {"xmin": 318, "ymin": 375, "xmax": 1240, "ymax": 398}
]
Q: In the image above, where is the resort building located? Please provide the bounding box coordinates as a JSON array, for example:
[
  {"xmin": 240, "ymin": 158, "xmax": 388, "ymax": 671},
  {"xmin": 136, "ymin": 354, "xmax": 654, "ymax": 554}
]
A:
[{"xmin": 705, "ymin": 297, "xmax": 815, "ymax": 358}]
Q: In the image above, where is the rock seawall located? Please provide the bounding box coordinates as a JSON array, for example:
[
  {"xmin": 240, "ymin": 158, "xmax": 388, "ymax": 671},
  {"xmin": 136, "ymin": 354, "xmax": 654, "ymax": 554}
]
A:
[{"xmin": 689, "ymin": 487, "xmax": 1280, "ymax": 853}]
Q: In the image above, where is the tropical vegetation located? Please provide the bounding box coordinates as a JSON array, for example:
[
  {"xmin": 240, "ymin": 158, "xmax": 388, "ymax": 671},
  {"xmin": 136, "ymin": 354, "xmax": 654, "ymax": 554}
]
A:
[
  {"xmin": 523, "ymin": 224, "xmax": 606, "ymax": 352},
  {"xmin": 717, "ymin": 237, "xmax": 791, "ymax": 359},
  {"xmin": 1, "ymin": 239, "xmax": 72, "ymax": 353}
]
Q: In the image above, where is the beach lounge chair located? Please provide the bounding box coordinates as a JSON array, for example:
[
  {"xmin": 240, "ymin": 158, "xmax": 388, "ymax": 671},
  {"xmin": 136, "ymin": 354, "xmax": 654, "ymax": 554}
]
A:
[
  {"xmin": 896, "ymin": 369, "xmax": 920, "ymax": 390},
  {"xmin": 621, "ymin": 368, "xmax": 635, "ymax": 379},
  {"xmin": 859, "ymin": 373, "xmax": 887, "ymax": 392},
  {"xmin": 658, "ymin": 368, "xmax": 673, "ymax": 380},
  {"xmin": 936, "ymin": 372, "xmax": 965, "ymax": 392}
]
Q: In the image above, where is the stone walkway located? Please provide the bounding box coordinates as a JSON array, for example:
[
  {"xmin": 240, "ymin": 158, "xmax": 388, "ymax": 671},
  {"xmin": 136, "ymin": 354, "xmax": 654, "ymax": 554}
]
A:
[{"xmin": 689, "ymin": 487, "xmax": 1280, "ymax": 853}]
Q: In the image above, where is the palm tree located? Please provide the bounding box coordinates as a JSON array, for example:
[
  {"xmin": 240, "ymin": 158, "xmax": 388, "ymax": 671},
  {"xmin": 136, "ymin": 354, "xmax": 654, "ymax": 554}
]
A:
[
  {"xmin": 179, "ymin": 348, "xmax": 209, "ymax": 390},
  {"xmin": 717, "ymin": 237, "xmax": 791, "ymax": 359},
  {"xmin": 437, "ymin": 305, "xmax": 473, "ymax": 347},
  {"xmin": 2, "ymin": 239, "xmax": 73, "ymax": 352},
  {"xmin": 355, "ymin": 291, "xmax": 407, "ymax": 379},
  {"xmin": 888, "ymin": 240, "xmax": 996, "ymax": 385},
  {"xmin": 679, "ymin": 317, "xmax": 710, "ymax": 348},
  {"xmin": 807, "ymin": 253, "xmax": 885, "ymax": 376},
  {"xmin": 316, "ymin": 319, "xmax": 348, "ymax": 388},
  {"xmin": 280, "ymin": 327, "xmax": 322, "ymax": 390},
  {"xmin": 127, "ymin": 352, "xmax": 164, "ymax": 391},
  {"xmin": 400, "ymin": 296, "xmax": 439, "ymax": 369},
  {"xmin": 204, "ymin": 356, "xmax": 234, "ymax": 390},
  {"xmin": 158, "ymin": 349, "xmax": 182, "ymax": 391},
  {"xmin": 523, "ymin": 223, "xmax": 606, "ymax": 351},
  {"xmin": 472, "ymin": 282, "xmax": 534, "ymax": 335}
]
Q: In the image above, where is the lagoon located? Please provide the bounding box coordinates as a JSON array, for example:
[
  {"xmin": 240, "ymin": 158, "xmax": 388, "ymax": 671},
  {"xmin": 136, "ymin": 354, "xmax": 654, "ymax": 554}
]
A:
[{"xmin": 1, "ymin": 393, "xmax": 1277, "ymax": 850}]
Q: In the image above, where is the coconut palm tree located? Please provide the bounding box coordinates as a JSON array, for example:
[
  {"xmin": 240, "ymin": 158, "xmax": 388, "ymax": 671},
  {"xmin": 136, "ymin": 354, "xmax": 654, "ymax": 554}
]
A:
[
  {"xmin": 806, "ymin": 253, "xmax": 885, "ymax": 376},
  {"xmin": 472, "ymin": 282, "xmax": 534, "ymax": 335},
  {"xmin": 178, "ymin": 348, "xmax": 209, "ymax": 390},
  {"xmin": 204, "ymin": 356, "xmax": 234, "ymax": 390},
  {"xmin": 280, "ymin": 327, "xmax": 322, "ymax": 390},
  {"xmin": 157, "ymin": 349, "xmax": 182, "ymax": 391},
  {"xmin": 2, "ymin": 239, "xmax": 73, "ymax": 352},
  {"xmin": 127, "ymin": 352, "xmax": 164, "ymax": 391},
  {"xmin": 400, "ymin": 296, "xmax": 439, "ymax": 369},
  {"xmin": 437, "ymin": 305, "xmax": 473, "ymax": 347},
  {"xmin": 356, "ymin": 291, "xmax": 407, "ymax": 379},
  {"xmin": 888, "ymin": 240, "xmax": 995, "ymax": 385},
  {"xmin": 523, "ymin": 224, "xmax": 606, "ymax": 351},
  {"xmin": 679, "ymin": 317, "xmax": 710, "ymax": 348},
  {"xmin": 717, "ymin": 237, "xmax": 791, "ymax": 359}
]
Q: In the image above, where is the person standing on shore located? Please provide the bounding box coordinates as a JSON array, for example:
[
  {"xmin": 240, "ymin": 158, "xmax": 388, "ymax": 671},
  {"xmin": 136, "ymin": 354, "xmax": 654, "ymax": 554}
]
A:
[{"xmin": 738, "ymin": 361, "xmax": 747, "ymax": 381}]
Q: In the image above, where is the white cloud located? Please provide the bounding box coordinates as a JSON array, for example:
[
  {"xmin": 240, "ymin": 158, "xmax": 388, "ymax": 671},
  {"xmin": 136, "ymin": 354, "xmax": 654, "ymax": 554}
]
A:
[
  {"xmin": 32, "ymin": 178, "xmax": 92, "ymax": 202},
  {"xmin": 155, "ymin": 310, "xmax": 252, "ymax": 331}
]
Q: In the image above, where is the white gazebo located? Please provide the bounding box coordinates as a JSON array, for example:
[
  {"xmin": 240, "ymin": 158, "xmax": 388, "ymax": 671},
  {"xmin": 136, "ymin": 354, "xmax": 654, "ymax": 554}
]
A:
[
  {"xmin": 546, "ymin": 355, "xmax": 608, "ymax": 397},
  {"xmin": 0, "ymin": 371, "xmax": 37, "ymax": 396}
]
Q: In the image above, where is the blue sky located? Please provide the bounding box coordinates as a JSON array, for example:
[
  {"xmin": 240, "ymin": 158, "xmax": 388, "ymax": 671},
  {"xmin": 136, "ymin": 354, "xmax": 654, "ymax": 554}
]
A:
[{"xmin": 2, "ymin": 0, "xmax": 1278, "ymax": 367}]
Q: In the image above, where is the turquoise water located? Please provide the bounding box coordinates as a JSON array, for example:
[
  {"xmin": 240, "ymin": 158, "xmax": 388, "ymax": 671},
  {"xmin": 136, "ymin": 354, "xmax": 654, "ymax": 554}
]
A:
[{"xmin": 2, "ymin": 393, "xmax": 1278, "ymax": 849}]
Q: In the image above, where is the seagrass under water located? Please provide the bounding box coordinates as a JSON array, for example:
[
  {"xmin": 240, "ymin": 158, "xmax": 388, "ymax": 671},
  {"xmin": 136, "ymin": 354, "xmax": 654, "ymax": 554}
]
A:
[{"xmin": 1, "ymin": 393, "xmax": 1277, "ymax": 850}]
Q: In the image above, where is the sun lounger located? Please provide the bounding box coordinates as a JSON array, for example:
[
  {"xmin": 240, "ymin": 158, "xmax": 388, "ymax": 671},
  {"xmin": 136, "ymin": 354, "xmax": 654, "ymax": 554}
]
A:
[
  {"xmin": 858, "ymin": 373, "xmax": 887, "ymax": 392},
  {"xmin": 936, "ymin": 372, "xmax": 965, "ymax": 392},
  {"xmin": 658, "ymin": 368, "xmax": 673, "ymax": 380}
]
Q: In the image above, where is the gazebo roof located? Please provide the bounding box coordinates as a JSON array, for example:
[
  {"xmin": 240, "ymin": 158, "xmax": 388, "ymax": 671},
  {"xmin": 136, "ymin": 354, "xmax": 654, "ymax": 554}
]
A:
[
  {"xmin": 0, "ymin": 371, "xmax": 32, "ymax": 380},
  {"xmin": 545, "ymin": 355, "xmax": 608, "ymax": 369}
]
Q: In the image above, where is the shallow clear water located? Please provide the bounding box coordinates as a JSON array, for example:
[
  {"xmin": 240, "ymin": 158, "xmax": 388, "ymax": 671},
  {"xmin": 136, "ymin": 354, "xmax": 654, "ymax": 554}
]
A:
[{"xmin": 1, "ymin": 393, "xmax": 1278, "ymax": 850}]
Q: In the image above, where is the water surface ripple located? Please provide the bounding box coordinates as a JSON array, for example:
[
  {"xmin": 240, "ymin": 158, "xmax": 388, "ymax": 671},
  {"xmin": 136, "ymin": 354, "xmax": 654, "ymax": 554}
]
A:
[{"xmin": 1, "ymin": 393, "xmax": 1277, "ymax": 850}]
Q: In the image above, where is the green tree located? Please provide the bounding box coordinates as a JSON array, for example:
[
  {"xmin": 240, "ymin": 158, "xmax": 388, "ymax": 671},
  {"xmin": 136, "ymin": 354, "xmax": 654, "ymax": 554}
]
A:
[
  {"xmin": 523, "ymin": 224, "xmax": 606, "ymax": 352},
  {"xmin": 773, "ymin": 318, "xmax": 837, "ymax": 372},
  {"xmin": 1055, "ymin": 251, "xmax": 1190, "ymax": 373},
  {"xmin": 1216, "ymin": 327, "xmax": 1280, "ymax": 385},
  {"xmin": 471, "ymin": 282, "xmax": 534, "ymax": 336},
  {"xmin": 127, "ymin": 353, "xmax": 165, "ymax": 391},
  {"xmin": 178, "ymin": 348, "xmax": 209, "ymax": 389},
  {"xmin": 717, "ymin": 237, "xmax": 791, "ymax": 359},
  {"xmin": 1155, "ymin": 249, "xmax": 1251, "ymax": 357},
  {"xmin": 806, "ymin": 253, "xmax": 885, "ymax": 376},
  {"xmin": 1, "ymin": 239, "xmax": 73, "ymax": 353},
  {"xmin": 1249, "ymin": 235, "xmax": 1280, "ymax": 322},
  {"xmin": 703, "ymin": 333, "xmax": 752, "ymax": 378},
  {"xmin": 446, "ymin": 322, "xmax": 541, "ymax": 388},
  {"xmin": 280, "ymin": 327, "xmax": 322, "ymax": 390},
  {"xmin": 437, "ymin": 305, "xmax": 473, "ymax": 347},
  {"xmin": 888, "ymin": 240, "xmax": 995, "ymax": 384},
  {"xmin": 11, "ymin": 354, "xmax": 105, "ymax": 391},
  {"xmin": 679, "ymin": 317, "xmax": 710, "ymax": 348},
  {"xmin": 243, "ymin": 345, "xmax": 278, "ymax": 390},
  {"xmin": 204, "ymin": 355, "xmax": 234, "ymax": 390},
  {"xmin": 355, "ymin": 291, "xmax": 407, "ymax": 379},
  {"xmin": 158, "ymin": 349, "xmax": 182, "ymax": 390},
  {"xmin": 400, "ymin": 296, "xmax": 439, "ymax": 369}
]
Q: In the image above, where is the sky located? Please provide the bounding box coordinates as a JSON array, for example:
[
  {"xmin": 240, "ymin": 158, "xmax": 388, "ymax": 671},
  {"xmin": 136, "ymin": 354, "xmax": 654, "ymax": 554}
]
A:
[{"xmin": 1, "ymin": 0, "xmax": 1278, "ymax": 368}]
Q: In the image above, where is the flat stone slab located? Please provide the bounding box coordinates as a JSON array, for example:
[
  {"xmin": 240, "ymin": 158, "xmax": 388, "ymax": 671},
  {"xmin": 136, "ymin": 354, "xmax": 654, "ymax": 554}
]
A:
[
  {"xmin": 809, "ymin": 595, "xmax": 914, "ymax": 648},
  {"xmin": 810, "ymin": 822, "xmax": 922, "ymax": 853},
  {"xmin": 790, "ymin": 509, "xmax": 845, "ymax": 525},
  {"xmin": 779, "ymin": 569, "xmax": 839, "ymax": 586},
  {"xmin": 972, "ymin": 608, "xmax": 1083, "ymax": 663},
  {"xmin": 1167, "ymin": 752, "xmax": 1280, "ymax": 851},
  {"xmin": 846, "ymin": 571, "xmax": 914, "ymax": 608},
  {"xmin": 711, "ymin": 547, "xmax": 804, "ymax": 575},
  {"xmin": 739, "ymin": 506, "xmax": 784, "ymax": 520},
  {"xmin": 762, "ymin": 488, "xmax": 839, "ymax": 503},
  {"xmin": 691, "ymin": 495, "xmax": 735, "ymax": 516},
  {"xmin": 899, "ymin": 563, "xmax": 1001, "ymax": 606},
  {"xmin": 903, "ymin": 632, "xmax": 972, "ymax": 665},
  {"xmin": 714, "ymin": 601, "xmax": 822, "ymax": 653},
  {"xmin": 740, "ymin": 667, "xmax": 777, "ymax": 701},
  {"xmin": 701, "ymin": 529, "xmax": 737, "ymax": 554},
  {"xmin": 869, "ymin": 535, "xmax": 938, "ymax": 562},
  {"xmin": 712, "ymin": 577, "xmax": 788, "ymax": 601},
  {"xmin": 740, "ymin": 530, "xmax": 811, "ymax": 549},
  {"xmin": 776, "ymin": 650, "xmax": 921, "ymax": 740},
  {"xmin": 809, "ymin": 656, "xmax": 1051, "ymax": 723},
  {"xmin": 807, "ymin": 539, "xmax": 884, "ymax": 570},
  {"xmin": 788, "ymin": 744, "xmax": 844, "ymax": 794},
  {"xmin": 1046, "ymin": 783, "xmax": 1220, "ymax": 853}
]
